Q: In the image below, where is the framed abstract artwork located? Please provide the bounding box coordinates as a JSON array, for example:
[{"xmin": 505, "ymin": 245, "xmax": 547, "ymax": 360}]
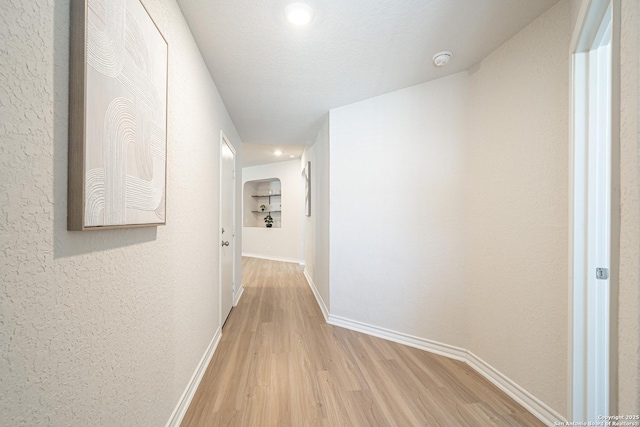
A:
[
  {"xmin": 304, "ymin": 161, "xmax": 311, "ymax": 217},
  {"xmin": 68, "ymin": 0, "xmax": 168, "ymax": 230}
]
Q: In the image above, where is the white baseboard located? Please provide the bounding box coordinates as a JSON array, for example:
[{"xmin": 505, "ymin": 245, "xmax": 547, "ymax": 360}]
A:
[
  {"xmin": 242, "ymin": 253, "xmax": 304, "ymax": 265},
  {"xmin": 318, "ymin": 310, "xmax": 565, "ymax": 426},
  {"xmin": 327, "ymin": 314, "xmax": 467, "ymax": 362},
  {"xmin": 466, "ymin": 352, "xmax": 567, "ymax": 426},
  {"xmin": 234, "ymin": 285, "xmax": 244, "ymax": 306},
  {"xmin": 303, "ymin": 268, "xmax": 329, "ymax": 321},
  {"xmin": 165, "ymin": 328, "xmax": 222, "ymax": 427}
]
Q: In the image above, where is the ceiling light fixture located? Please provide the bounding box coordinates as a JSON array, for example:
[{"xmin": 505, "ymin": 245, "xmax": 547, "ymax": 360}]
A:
[
  {"xmin": 274, "ymin": 150, "xmax": 283, "ymax": 156},
  {"xmin": 284, "ymin": 3, "xmax": 314, "ymax": 26},
  {"xmin": 432, "ymin": 51, "xmax": 453, "ymax": 67}
]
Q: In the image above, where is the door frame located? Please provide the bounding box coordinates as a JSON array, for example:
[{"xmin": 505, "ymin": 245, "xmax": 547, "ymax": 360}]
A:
[
  {"xmin": 568, "ymin": 0, "xmax": 621, "ymax": 420},
  {"xmin": 219, "ymin": 131, "xmax": 237, "ymax": 328}
]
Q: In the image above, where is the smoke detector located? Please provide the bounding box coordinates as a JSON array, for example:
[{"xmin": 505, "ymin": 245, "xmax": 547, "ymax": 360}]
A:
[{"xmin": 432, "ymin": 51, "xmax": 452, "ymax": 67}]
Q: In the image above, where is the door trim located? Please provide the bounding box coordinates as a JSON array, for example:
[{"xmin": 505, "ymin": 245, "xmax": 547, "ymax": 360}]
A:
[
  {"xmin": 568, "ymin": 0, "xmax": 621, "ymax": 419},
  {"xmin": 219, "ymin": 131, "xmax": 237, "ymax": 329}
]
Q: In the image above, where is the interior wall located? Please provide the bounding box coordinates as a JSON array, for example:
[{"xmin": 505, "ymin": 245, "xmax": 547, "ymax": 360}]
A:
[
  {"xmin": 0, "ymin": 0, "xmax": 243, "ymax": 425},
  {"xmin": 618, "ymin": 0, "xmax": 640, "ymax": 414},
  {"xmin": 242, "ymin": 159, "xmax": 304, "ymax": 263},
  {"xmin": 329, "ymin": 72, "xmax": 470, "ymax": 347},
  {"xmin": 466, "ymin": 0, "xmax": 570, "ymax": 416},
  {"xmin": 302, "ymin": 116, "xmax": 331, "ymax": 310}
]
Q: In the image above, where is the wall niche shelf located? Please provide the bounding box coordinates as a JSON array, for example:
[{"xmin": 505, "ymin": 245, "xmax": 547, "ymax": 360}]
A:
[
  {"xmin": 243, "ymin": 178, "xmax": 282, "ymax": 228},
  {"xmin": 251, "ymin": 194, "xmax": 281, "ymax": 205}
]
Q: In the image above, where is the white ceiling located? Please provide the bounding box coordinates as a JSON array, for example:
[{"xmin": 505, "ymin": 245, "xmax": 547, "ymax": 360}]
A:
[
  {"xmin": 242, "ymin": 143, "xmax": 306, "ymax": 168},
  {"xmin": 176, "ymin": 0, "xmax": 559, "ymax": 149}
]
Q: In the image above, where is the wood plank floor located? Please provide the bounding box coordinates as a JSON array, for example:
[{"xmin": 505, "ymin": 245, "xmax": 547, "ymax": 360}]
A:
[{"xmin": 181, "ymin": 257, "xmax": 544, "ymax": 427}]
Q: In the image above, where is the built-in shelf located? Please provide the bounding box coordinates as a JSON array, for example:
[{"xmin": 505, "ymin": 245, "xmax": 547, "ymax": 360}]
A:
[{"xmin": 244, "ymin": 178, "xmax": 282, "ymax": 228}]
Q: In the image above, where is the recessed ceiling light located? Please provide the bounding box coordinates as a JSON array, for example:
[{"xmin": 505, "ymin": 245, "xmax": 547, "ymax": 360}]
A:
[
  {"xmin": 285, "ymin": 3, "xmax": 314, "ymax": 26},
  {"xmin": 274, "ymin": 150, "xmax": 283, "ymax": 156},
  {"xmin": 289, "ymin": 155, "xmax": 295, "ymax": 158}
]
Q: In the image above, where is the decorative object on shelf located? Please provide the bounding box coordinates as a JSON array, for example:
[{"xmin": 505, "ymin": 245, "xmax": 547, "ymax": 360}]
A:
[
  {"xmin": 68, "ymin": 0, "xmax": 168, "ymax": 230},
  {"xmin": 260, "ymin": 204, "xmax": 266, "ymax": 211},
  {"xmin": 304, "ymin": 161, "xmax": 311, "ymax": 217},
  {"xmin": 264, "ymin": 214, "xmax": 274, "ymax": 228}
]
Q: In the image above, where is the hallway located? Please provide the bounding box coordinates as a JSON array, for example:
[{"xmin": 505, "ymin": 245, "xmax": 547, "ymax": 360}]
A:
[{"xmin": 181, "ymin": 258, "xmax": 544, "ymax": 426}]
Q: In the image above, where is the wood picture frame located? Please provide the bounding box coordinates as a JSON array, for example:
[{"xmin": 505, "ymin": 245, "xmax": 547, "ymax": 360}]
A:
[{"xmin": 68, "ymin": 0, "xmax": 168, "ymax": 230}]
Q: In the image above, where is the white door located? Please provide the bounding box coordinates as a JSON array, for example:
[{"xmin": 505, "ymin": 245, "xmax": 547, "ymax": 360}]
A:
[
  {"xmin": 571, "ymin": 0, "xmax": 616, "ymax": 420},
  {"xmin": 220, "ymin": 133, "xmax": 235, "ymax": 326}
]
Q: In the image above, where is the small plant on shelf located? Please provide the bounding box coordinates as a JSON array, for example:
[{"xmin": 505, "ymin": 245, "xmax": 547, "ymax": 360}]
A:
[
  {"xmin": 260, "ymin": 204, "xmax": 266, "ymax": 211},
  {"xmin": 264, "ymin": 214, "xmax": 274, "ymax": 228}
]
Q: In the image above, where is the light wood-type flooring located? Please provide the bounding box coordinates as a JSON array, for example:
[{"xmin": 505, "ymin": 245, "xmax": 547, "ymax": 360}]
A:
[{"xmin": 181, "ymin": 257, "xmax": 544, "ymax": 427}]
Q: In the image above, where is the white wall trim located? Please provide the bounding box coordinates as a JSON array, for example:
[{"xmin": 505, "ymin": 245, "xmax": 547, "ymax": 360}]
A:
[
  {"xmin": 321, "ymin": 312, "xmax": 567, "ymax": 426},
  {"xmin": 165, "ymin": 328, "xmax": 222, "ymax": 427},
  {"xmin": 327, "ymin": 314, "xmax": 467, "ymax": 362},
  {"xmin": 242, "ymin": 253, "xmax": 304, "ymax": 265},
  {"xmin": 303, "ymin": 268, "xmax": 328, "ymax": 321},
  {"xmin": 466, "ymin": 352, "xmax": 567, "ymax": 426},
  {"xmin": 234, "ymin": 286, "xmax": 244, "ymax": 306}
]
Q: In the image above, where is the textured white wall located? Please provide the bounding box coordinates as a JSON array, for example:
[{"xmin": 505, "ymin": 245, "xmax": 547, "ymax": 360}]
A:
[
  {"xmin": 618, "ymin": 0, "xmax": 640, "ymax": 414},
  {"xmin": 0, "ymin": 0, "xmax": 242, "ymax": 425},
  {"xmin": 466, "ymin": 0, "xmax": 570, "ymax": 416},
  {"xmin": 303, "ymin": 117, "xmax": 331, "ymax": 309},
  {"xmin": 329, "ymin": 73, "xmax": 470, "ymax": 347},
  {"xmin": 325, "ymin": 4, "xmax": 573, "ymax": 417},
  {"xmin": 242, "ymin": 160, "xmax": 304, "ymax": 263}
]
